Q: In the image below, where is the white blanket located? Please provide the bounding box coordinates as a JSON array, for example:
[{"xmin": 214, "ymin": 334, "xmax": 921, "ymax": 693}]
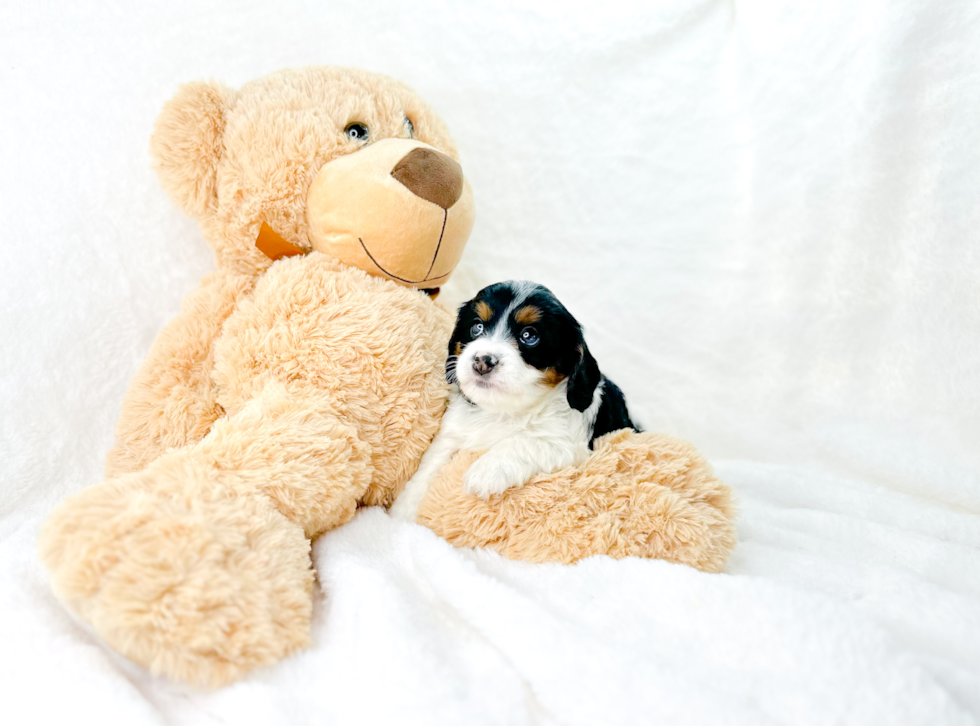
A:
[{"xmin": 2, "ymin": 0, "xmax": 978, "ymax": 724}]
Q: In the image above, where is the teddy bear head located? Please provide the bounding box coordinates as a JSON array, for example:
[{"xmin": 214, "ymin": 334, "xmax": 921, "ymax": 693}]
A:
[{"xmin": 150, "ymin": 66, "xmax": 475, "ymax": 288}]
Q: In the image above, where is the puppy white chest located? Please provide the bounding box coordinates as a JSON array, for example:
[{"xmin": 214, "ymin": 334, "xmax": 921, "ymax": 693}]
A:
[
  {"xmin": 444, "ymin": 390, "xmax": 591, "ymax": 454},
  {"xmin": 389, "ymin": 389, "xmax": 592, "ymax": 521}
]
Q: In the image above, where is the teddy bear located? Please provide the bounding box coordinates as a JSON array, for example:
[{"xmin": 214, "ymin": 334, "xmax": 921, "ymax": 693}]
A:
[{"xmin": 39, "ymin": 66, "xmax": 736, "ymax": 689}]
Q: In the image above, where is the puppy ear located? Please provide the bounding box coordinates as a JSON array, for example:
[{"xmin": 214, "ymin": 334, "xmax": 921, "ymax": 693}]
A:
[
  {"xmin": 566, "ymin": 343, "xmax": 600, "ymax": 411},
  {"xmin": 150, "ymin": 81, "xmax": 235, "ymax": 219}
]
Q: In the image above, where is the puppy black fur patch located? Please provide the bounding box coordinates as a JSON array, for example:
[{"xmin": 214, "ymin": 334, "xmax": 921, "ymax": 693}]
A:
[{"xmin": 448, "ymin": 281, "xmax": 639, "ymax": 448}]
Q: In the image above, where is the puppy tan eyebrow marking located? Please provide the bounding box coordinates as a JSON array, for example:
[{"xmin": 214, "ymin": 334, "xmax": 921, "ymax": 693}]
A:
[
  {"xmin": 475, "ymin": 300, "xmax": 493, "ymax": 321},
  {"xmin": 515, "ymin": 305, "xmax": 541, "ymax": 324},
  {"xmin": 454, "ymin": 341, "xmax": 463, "ymax": 356}
]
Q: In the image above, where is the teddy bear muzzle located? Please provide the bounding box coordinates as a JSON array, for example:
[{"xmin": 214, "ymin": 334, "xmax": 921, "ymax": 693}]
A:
[{"xmin": 305, "ymin": 138, "xmax": 475, "ymax": 288}]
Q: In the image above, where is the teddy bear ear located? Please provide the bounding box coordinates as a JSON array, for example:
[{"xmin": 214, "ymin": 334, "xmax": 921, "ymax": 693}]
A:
[{"xmin": 150, "ymin": 81, "xmax": 235, "ymax": 219}]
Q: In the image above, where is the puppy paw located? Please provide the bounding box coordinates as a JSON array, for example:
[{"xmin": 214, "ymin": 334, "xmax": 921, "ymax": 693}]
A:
[{"xmin": 463, "ymin": 456, "xmax": 518, "ymax": 499}]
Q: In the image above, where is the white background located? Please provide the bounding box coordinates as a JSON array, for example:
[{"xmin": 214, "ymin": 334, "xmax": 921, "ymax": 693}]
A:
[{"xmin": 1, "ymin": 1, "xmax": 978, "ymax": 724}]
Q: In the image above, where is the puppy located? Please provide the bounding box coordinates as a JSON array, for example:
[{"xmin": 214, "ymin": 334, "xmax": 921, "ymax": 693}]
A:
[{"xmin": 389, "ymin": 280, "xmax": 638, "ymax": 522}]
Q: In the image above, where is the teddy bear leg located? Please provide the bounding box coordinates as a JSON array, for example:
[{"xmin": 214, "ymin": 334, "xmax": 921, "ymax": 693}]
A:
[
  {"xmin": 39, "ymin": 383, "xmax": 374, "ymax": 686},
  {"xmin": 40, "ymin": 468, "xmax": 313, "ymax": 687}
]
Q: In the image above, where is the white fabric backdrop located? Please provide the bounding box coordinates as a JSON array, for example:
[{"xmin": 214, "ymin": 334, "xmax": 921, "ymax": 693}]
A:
[{"xmin": 1, "ymin": 1, "xmax": 978, "ymax": 724}]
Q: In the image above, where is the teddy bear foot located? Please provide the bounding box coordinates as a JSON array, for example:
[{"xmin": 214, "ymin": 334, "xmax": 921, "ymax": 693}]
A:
[{"xmin": 39, "ymin": 463, "xmax": 314, "ymax": 687}]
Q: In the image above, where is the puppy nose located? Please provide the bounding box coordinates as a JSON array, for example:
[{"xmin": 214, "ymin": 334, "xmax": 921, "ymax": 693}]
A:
[
  {"xmin": 391, "ymin": 147, "xmax": 464, "ymax": 210},
  {"xmin": 472, "ymin": 354, "xmax": 498, "ymax": 376}
]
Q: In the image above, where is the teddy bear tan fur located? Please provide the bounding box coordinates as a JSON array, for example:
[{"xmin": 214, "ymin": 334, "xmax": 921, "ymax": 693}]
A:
[
  {"xmin": 39, "ymin": 66, "xmax": 736, "ymax": 689},
  {"xmin": 42, "ymin": 257, "xmax": 456, "ymax": 686},
  {"xmin": 418, "ymin": 430, "xmax": 736, "ymax": 573}
]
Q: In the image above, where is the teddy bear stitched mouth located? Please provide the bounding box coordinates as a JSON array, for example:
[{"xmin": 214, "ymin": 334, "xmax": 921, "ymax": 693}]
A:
[{"xmin": 356, "ymin": 208, "xmax": 452, "ymax": 285}]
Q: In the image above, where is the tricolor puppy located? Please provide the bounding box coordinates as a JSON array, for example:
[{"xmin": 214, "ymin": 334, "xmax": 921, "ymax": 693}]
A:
[{"xmin": 390, "ymin": 280, "xmax": 637, "ymax": 522}]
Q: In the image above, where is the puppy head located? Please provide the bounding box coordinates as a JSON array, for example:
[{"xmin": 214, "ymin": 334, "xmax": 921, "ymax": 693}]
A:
[{"xmin": 447, "ymin": 281, "xmax": 600, "ymax": 414}]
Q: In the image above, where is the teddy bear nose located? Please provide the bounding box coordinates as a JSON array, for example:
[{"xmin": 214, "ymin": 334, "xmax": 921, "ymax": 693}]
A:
[{"xmin": 390, "ymin": 147, "xmax": 464, "ymax": 210}]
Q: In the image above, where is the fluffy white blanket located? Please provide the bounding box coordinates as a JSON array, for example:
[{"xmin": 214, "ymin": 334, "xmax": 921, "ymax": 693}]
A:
[{"xmin": 2, "ymin": 1, "xmax": 978, "ymax": 724}]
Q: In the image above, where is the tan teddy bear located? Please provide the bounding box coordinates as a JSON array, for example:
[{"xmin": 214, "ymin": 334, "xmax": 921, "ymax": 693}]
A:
[{"xmin": 39, "ymin": 66, "xmax": 735, "ymax": 688}]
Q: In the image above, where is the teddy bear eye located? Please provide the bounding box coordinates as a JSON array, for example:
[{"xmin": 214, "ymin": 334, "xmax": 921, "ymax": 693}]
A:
[
  {"xmin": 345, "ymin": 123, "xmax": 369, "ymax": 141},
  {"xmin": 403, "ymin": 116, "xmax": 415, "ymax": 138}
]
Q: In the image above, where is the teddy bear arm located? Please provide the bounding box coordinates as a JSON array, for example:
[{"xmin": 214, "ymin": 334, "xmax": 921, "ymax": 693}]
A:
[
  {"xmin": 418, "ymin": 432, "xmax": 737, "ymax": 573},
  {"xmin": 105, "ymin": 268, "xmax": 258, "ymax": 477}
]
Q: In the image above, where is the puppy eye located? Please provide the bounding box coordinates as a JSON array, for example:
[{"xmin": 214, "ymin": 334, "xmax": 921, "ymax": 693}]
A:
[
  {"xmin": 469, "ymin": 322, "xmax": 484, "ymax": 337},
  {"xmin": 520, "ymin": 327, "xmax": 540, "ymax": 346},
  {"xmin": 403, "ymin": 116, "xmax": 415, "ymax": 138},
  {"xmin": 345, "ymin": 123, "xmax": 369, "ymax": 141}
]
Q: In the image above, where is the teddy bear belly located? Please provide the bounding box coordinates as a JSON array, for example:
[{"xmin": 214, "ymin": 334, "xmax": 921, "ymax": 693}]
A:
[{"xmin": 212, "ymin": 254, "xmax": 454, "ymax": 503}]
